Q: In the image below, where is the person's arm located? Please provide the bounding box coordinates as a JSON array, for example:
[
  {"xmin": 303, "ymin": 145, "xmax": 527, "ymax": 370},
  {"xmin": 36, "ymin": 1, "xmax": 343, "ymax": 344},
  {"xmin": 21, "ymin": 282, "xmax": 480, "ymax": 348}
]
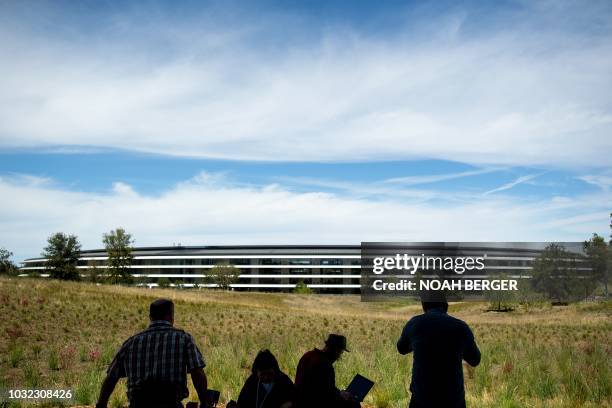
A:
[
  {"xmin": 185, "ymin": 334, "xmax": 208, "ymax": 406},
  {"xmin": 282, "ymin": 374, "xmax": 297, "ymax": 407},
  {"xmin": 95, "ymin": 375, "xmax": 119, "ymax": 408},
  {"xmin": 190, "ymin": 367, "xmax": 208, "ymax": 407},
  {"xmin": 397, "ymin": 319, "xmax": 415, "ymax": 355},
  {"xmin": 236, "ymin": 375, "xmax": 255, "ymax": 408},
  {"xmin": 95, "ymin": 342, "xmax": 127, "ymax": 408},
  {"xmin": 462, "ymin": 325, "xmax": 481, "ymax": 367},
  {"xmin": 325, "ymin": 364, "xmax": 345, "ymax": 403}
]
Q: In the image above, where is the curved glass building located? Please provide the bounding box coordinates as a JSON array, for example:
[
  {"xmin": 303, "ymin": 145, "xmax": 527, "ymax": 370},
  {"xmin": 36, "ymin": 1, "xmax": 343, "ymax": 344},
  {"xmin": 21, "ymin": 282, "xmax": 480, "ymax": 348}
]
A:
[
  {"xmin": 20, "ymin": 245, "xmax": 362, "ymax": 293},
  {"xmin": 20, "ymin": 243, "xmax": 586, "ymax": 293}
]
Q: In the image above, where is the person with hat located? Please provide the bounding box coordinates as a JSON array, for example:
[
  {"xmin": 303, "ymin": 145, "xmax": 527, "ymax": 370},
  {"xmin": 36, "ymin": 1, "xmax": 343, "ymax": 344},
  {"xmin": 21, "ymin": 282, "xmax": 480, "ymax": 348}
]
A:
[{"xmin": 294, "ymin": 334, "xmax": 360, "ymax": 408}]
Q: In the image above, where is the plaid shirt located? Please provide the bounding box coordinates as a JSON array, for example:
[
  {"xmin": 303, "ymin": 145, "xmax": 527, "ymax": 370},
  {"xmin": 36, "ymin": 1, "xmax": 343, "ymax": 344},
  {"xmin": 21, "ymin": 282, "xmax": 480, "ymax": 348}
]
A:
[{"xmin": 107, "ymin": 320, "xmax": 206, "ymax": 401}]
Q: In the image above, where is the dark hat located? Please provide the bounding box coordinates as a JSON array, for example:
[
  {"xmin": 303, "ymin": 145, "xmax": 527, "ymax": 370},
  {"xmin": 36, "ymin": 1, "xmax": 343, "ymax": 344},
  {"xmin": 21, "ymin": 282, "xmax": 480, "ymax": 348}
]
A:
[{"xmin": 325, "ymin": 334, "xmax": 349, "ymax": 352}]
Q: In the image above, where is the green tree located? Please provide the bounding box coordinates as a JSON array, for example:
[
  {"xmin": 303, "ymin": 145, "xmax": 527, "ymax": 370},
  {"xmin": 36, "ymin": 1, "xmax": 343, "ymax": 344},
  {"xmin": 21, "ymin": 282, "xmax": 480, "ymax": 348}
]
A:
[
  {"xmin": 530, "ymin": 243, "xmax": 579, "ymax": 303},
  {"xmin": 206, "ymin": 263, "xmax": 239, "ymax": 290},
  {"xmin": 42, "ymin": 233, "xmax": 81, "ymax": 280},
  {"xmin": 0, "ymin": 248, "xmax": 17, "ymax": 275},
  {"xmin": 485, "ymin": 273, "xmax": 516, "ymax": 311},
  {"xmin": 133, "ymin": 274, "xmax": 151, "ymax": 287},
  {"xmin": 583, "ymin": 233, "xmax": 609, "ymax": 297},
  {"xmin": 102, "ymin": 228, "xmax": 134, "ymax": 284},
  {"xmin": 157, "ymin": 277, "xmax": 171, "ymax": 288},
  {"xmin": 86, "ymin": 265, "xmax": 102, "ymax": 284}
]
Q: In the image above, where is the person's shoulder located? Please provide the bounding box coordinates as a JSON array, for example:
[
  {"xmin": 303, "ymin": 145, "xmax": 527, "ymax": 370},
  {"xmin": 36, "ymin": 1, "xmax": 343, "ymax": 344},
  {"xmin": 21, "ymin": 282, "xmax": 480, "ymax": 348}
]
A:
[
  {"xmin": 124, "ymin": 327, "xmax": 152, "ymax": 344},
  {"xmin": 299, "ymin": 348, "xmax": 325, "ymax": 366},
  {"xmin": 158, "ymin": 325, "xmax": 192, "ymax": 338},
  {"xmin": 117, "ymin": 328, "xmax": 150, "ymax": 353},
  {"xmin": 277, "ymin": 372, "xmax": 297, "ymax": 394},
  {"xmin": 301, "ymin": 348, "xmax": 318, "ymax": 358},
  {"xmin": 445, "ymin": 314, "xmax": 473, "ymax": 331},
  {"xmin": 278, "ymin": 371, "xmax": 295, "ymax": 386},
  {"xmin": 174, "ymin": 327, "xmax": 189, "ymax": 336},
  {"xmin": 117, "ymin": 334, "xmax": 136, "ymax": 351},
  {"xmin": 244, "ymin": 373, "xmax": 258, "ymax": 386},
  {"xmin": 446, "ymin": 313, "xmax": 468, "ymax": 324},
  {"xmin": 177, "ymin": 329, "xmax": 203, "ymax": 345},
  {"xmin": 410, "ymin": 313, "xmax": 426, "ymax": 321},
  {"xmin": 150, "ymin": 325, "xmax": 196, "ymax": 342},
  {"xmin": 406, "ymin": 313, "xmax": 426, "ymax": 326}
]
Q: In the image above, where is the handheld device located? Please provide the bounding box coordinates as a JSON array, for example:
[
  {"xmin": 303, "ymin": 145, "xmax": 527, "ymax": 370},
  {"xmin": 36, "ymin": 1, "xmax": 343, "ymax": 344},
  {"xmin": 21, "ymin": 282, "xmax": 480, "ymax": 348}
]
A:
[{"xmin": 346, "ymin": 374, "xmax": 375, "ymax": 402}]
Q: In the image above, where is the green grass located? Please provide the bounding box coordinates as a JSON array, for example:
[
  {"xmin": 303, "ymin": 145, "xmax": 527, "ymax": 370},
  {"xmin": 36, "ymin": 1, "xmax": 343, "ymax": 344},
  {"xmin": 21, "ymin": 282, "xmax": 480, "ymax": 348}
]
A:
[{"xmin": 0, "ymin": 276, "xmax": 610, "ymax": 407}]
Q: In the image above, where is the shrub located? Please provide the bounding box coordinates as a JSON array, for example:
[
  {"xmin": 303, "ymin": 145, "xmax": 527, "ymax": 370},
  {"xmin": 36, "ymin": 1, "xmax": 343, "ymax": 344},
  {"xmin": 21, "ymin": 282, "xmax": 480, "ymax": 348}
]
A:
[
  {"xmin": 157, "ymin": 277, "xmax": 171, "ymax": 288},
  {"xmin": 48, "ymin": 348, "xmax": 59, "ymax": 370},
  {"xmin": 9, "ymin": 345, "xmax": 24, "ymax": 368},
  {"xmin": 294, "ymin": 281, "xmax": 313, "ymax": 294}
]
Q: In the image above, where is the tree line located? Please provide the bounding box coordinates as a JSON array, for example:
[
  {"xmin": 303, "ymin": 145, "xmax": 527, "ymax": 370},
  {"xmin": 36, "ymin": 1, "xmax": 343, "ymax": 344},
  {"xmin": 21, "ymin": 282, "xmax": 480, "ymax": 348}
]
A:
[
  {"xmin": 0, "ymin": 228, "xmax": 239, "ymax": 288},
  {"xmin": 484, "ymin": 235, "xmax": 611, "ymax": 311},
  {"xmin": 0, "ymin": 229, "xmax": 134, "ymax": 282}
]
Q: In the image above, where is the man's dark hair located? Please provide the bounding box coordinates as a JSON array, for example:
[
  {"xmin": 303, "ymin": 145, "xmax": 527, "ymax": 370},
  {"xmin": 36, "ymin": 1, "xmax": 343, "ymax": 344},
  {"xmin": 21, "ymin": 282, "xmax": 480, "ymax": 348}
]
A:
[
  {"xmin": 149, "ymin": 299, "xmax": 174, "ymax": 320},
  {"xmin": 251, "ymin": 349, "xmax": 280, "ymax": 374},
  {"xmin": 421, "ymin": 301, "xmax": 448, "ymax": 312}
]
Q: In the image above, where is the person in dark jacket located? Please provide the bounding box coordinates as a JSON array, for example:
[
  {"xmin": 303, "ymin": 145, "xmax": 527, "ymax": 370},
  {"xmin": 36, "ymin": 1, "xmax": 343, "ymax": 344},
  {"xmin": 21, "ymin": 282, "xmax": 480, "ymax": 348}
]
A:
[
  {"xmin": 294, "ymin": 334, "xmax": 359, "ymax": 408},
  {"xmin": 232, "ymin": 349, "xmax": 295, "ymax": 408},
  {"xmin": 397, "ymin": 301, "xmax": 481, "ymax": 408}
]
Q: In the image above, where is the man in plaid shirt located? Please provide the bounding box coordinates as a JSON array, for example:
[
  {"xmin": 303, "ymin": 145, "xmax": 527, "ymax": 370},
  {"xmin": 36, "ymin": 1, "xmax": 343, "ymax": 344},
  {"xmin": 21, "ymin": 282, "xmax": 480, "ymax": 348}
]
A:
[{"xmin": 96, "ymin": 299, "xmax": 209, "ymax": 408}]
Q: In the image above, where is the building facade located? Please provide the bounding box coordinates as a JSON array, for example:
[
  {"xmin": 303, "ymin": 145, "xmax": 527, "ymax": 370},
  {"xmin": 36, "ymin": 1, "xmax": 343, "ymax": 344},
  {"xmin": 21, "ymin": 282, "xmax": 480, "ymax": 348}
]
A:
[
  {"xmin": 20, "ymin": 245, "xmax": 362, "ymax": 293},
  {"xmin": 20, "ymin": 243, "xmax": 586, "ymax": 293}
]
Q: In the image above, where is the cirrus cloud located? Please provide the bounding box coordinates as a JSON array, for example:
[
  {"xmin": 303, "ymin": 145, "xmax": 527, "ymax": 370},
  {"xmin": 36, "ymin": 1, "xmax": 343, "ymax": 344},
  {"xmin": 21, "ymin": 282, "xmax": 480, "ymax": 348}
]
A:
[
  {"xmin": 1, "ymin": 172, "xmax": 609, "ymax": 263},
  {"xmin": 0, "ymin": 1, "xmax": 611, "ymax": 167}
]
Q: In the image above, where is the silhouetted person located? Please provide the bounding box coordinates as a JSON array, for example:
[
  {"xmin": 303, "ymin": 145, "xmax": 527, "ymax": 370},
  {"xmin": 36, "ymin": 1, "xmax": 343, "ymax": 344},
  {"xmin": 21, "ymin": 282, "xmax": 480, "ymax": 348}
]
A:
[
  {"xmin": 397, "ymin": 301, "xmax": 481, "ymax": 408},
  {"xmin": 96, "ymin": 299, "xmax": 210, "ymax": 408},
  {"xmin": 295, "ymin": 334, "xmax": 360, "ymax": 408},
  {"xmin": 228, "ymin": 349, "xmax": 295, "ymax": 408}
]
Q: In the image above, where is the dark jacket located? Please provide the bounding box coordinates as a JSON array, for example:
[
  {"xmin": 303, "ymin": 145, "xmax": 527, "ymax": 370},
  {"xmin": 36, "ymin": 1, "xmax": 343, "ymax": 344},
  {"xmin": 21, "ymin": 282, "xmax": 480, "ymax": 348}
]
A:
[
  {"xmin": 397, "ymin": 309, "xmax": 481, "ymax": 408},
  {"xmin": 295, "ymin": 348, "xmax": 352, "ymax": 408},
  {"xmin": 237, "ymin": 371, "xmax": 295, "ymax": 408}
]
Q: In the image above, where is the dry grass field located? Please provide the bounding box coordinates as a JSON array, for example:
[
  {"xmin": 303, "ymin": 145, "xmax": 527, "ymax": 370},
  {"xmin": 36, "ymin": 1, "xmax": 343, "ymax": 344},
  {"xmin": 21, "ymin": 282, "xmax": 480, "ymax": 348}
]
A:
[{"xmin": 1, "ymin": 276, "xmax": 611, "ymax": 407}]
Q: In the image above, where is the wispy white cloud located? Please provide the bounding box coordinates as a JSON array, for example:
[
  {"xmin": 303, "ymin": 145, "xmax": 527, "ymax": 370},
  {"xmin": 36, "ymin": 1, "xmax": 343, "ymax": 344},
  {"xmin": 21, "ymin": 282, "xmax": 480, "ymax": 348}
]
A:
[
  {"xmin": 483, "ymin": 174, "xmax": 542, "ymax": 195},
  {"xmin": 1, "ymin": 172, "xmax": 609, "ymax": 263},
  {"xmin": 578, "ymin": 173, "xmax": 612, "ymax": 191},
  {"xmin": 383, "ymin": 167, "xmax": 503, "ymax": 185},
  {"xmin": 0, "ymin": 2, "xmax": 611, "ymax": 167},
  {"xmin": 274, "ymin": 176, "xmax": 439, "ymax": 201},
  {"xmin": 0, "ymin": 173, "xmax": 55, "ymax": 187}
]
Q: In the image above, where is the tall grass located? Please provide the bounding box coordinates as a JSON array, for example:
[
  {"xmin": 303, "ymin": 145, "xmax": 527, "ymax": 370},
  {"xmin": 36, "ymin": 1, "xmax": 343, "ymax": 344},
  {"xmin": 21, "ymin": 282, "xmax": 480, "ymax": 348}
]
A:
[{"xmin": 0, "ymin": 277, "xmax": 610, "ymax": 407}]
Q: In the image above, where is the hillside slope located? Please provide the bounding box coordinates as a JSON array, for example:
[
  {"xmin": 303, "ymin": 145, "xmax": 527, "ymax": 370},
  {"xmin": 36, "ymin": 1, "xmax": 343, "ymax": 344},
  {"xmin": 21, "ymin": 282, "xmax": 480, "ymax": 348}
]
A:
[{"xmin": 1, "ymin": 277, "xmax": 610, "ymax": 407}]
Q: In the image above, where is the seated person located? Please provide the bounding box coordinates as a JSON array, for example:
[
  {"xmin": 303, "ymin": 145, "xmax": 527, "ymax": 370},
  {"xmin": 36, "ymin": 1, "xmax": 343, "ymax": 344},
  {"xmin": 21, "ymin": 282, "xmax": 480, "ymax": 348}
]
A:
[
  {"xmin": 295, "ymin": 334, "xmax": 360, "ymax": 408},
  {"xmin": 230, "ymin": 349, "xmax": 295, "ymax": 408}
]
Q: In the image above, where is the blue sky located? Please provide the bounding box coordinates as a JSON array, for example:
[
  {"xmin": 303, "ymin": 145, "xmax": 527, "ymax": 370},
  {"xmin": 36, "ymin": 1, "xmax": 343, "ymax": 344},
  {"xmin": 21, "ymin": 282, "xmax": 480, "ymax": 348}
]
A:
[
  {"xmin": 1, "ymin": 0, "xmax": 611, "ymax": 262},
  {"xmin": 0, "ymin": 151, "xmax": 599, "ymax": 198}
]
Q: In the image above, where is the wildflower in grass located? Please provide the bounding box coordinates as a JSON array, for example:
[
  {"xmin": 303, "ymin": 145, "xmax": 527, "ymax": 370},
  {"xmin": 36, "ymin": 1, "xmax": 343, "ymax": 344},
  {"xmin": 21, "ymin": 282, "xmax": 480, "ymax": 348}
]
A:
[
  {"xmin": 6, "ymin": 325, "xmax": 25, "ymax": 340},
  {"xmin": 89, "ymin": 348, "xmax": 102, "ymax": 362},
  {"xmin": 59, "ymin": 345, "xmax": 77, "ymax": 369}
]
